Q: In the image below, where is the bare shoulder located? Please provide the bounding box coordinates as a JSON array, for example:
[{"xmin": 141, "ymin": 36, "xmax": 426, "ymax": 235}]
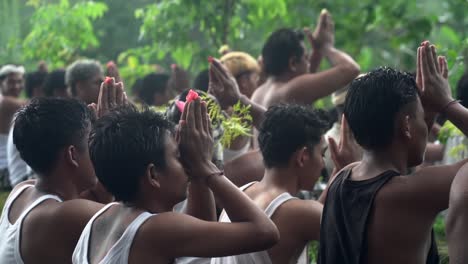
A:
[
  {"xmin": 272, "ymin": 199, "xmax": 322, "ymax": 226},
  {"xmin": 251, "ymin": 85, "xmax": 268, "ymax": 105},
  {"xmin": 375, "ymin": 175, "xmax": 412, "ymax": 202},
  {"xmin": 45, "ymin": 199, "xmax": 103, "ymax": 229},
  {"xmin": 138, "ymin": 211, "xmax": 191, "ymax": 236},
  {"xmin": 375, "ymin": 174, "xmax": 431, "ymax": 210},
  {"xmin": 276, "ymin": 199, "xmax": 322, "ymax": 216},
  {"xmin": 449, "ymin": 163, "xmax": 468, "ymax": 202},
  {"xmin": 0, "ymin": 96, "xmax": 25, "ymax": 113},
  {"xmin": 272, "ymin": 199, "xmax": 322, "ymax": 241}
]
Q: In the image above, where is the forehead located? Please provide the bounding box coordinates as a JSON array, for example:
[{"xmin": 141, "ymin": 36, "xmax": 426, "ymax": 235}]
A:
[{"xmin": 6, "ymin": 73, "xmax": 23, "ymax": 81}]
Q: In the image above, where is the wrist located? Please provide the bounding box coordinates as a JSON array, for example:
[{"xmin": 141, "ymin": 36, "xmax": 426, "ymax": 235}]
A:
[
  {"xmin": 239, "ymin": 94, "xmax": 250, "ymax": 106},
  {"xmin": 191, "ymin": 161, "xmax": 222, "ymax": 182},
  {"xmin": 440, "ymin": 99, "xmax": 461, "ymax": 114}
]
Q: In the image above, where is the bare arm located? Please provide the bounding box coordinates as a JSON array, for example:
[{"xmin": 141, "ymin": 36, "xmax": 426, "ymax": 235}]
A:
[
  {"xmin": 282, "ymin": 47, "xmax": 360, "ymax": 105},
  {"xmin": 184, "ymin": 181, "xmax": 216, "ymax": 221},
  {"xmin": 402, "ymin": 42, "xmax": 468, "ymax": 213},
  {"xmin": 239, "ymin": 95, "xmax": 266, "ymax": 129},
  {"xmin": 156, "ymin": 99, "xmax": 278, "ymax": 258},
  {"xmin": 146, "ymin": 175, "xmax": 279, "ymax": 258},
  {"xmin": 446, "ymin": 163, "xmax": 468, "ymax": 264},
  {"xmin": 409, "ymin": 158, "xmax": 468, "ymax": 213},
  {"xmin": 308, "ymin": 49, "xmax": 324, "ymax": 74},
  {"xmin": 304, "ymin": 9, "xmax": 332, "ymax": 74},
  {"xmin": 285, "ymin": 200, "xmax": 323, "ymax": 241}
]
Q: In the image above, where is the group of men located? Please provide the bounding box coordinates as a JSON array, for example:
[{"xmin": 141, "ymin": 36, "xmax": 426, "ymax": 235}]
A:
[{"xmin": 0, "ymin": 9, "xmax": 468, "ymax": 264}]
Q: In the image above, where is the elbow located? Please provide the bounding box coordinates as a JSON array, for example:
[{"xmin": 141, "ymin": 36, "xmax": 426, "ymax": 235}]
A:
[
  {"xmin": 346, "ymin": 62, "xmax": 361, "ymax": 79},
  {"xmin": 255, "ymin": 220, "xmax": 280, "ymax": 249},
  {"xmin": 338, "ymin": 62, "xmax": 360, "ymax": 83}
]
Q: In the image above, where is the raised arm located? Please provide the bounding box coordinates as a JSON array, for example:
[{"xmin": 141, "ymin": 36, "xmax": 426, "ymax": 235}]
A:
[
  {"xmin": 281, "ymin": 11, "xmax": 359, "ymax": 105},
  {"xmin": 145, "ymin": 99, "xmax": 279, "ymax": 259},
  {"xmin": 284, "ymin": 47, "xmax": 360, "ymax": 105},
  {"xmin": 418, "ymin": 41, "xmax": 468, "ymax": 136},
  {"xmin": 407, "ymin": 41, "xmax": 468, "ymax": 213},
  {"xmin": 209, "ymin": 58, "xmax": 266, "ymax": 129},
  {"xmin": 304, "ymin": 9, "xmax": 332, "ymax": 73}
]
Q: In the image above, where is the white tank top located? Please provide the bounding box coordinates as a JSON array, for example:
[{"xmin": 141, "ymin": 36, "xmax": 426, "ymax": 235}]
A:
[
  {"xmin": 7, "ymin": 127, "xmax": 32, "ymax": 187},
  {"xmin": 0, "ymin": 184, "xmax": 62, "ymax": 264},
  {"xmin": 72, "ymin": 203, "xmax": 154, "ymax": 264},
  {"xmin": 0, "ymin": 133, "xmax": 9, "ymax": 169},
  {"xmin": 211, "ymin": 182, "xmax": 297, "ymax": 264}
]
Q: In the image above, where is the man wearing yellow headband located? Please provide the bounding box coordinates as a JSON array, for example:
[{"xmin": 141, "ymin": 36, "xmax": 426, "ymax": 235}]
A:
[
  {"xmin": 219, "ymin": 52, "xmax": 261, "ymax": 161},
  {"xmin": 220, "ymin": 52, "xmax": 260, "ymax": 99}
]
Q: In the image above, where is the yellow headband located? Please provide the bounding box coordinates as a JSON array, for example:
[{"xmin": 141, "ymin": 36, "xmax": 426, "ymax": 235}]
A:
[{"xmin": 220, "ymin": 52, "xmax": 260, "ymax": 77}]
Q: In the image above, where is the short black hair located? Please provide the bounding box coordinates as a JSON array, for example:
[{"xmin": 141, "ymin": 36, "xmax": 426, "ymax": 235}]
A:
[
  {"xmin": 139, "ymin": 73, "xmax": 170, "ymax": 105},
  {"xmin": 89, "ymin": 106, "xmax": 174, "ymax": 203},
  {"xmin": 25, "ymin": 71, "xmax": 47, "ymax": 98},
  {"xmin": 43, "ymin": 69, "xmax": 66, "ymax": 97},
  {"xmin": 456, "ymin": 72, "xmax": 468, "ymax": 108},
  {"xmin": 13, "ymin": 98, "xmax": 92, "ymax": 175},
  {"xmin": 193, "ymin": 69, "xmax": 209, "ymax": 92},
  {"xmin": 261, "ymin": 28, "xmax": 305, "ymax": 76},
  {"xmin": 344, "ymin": 67, "xmax": 418, "ymax": 150},
  {"xmin": 258, "ymin": 104, "xmax": 327, "ymax": 168}
]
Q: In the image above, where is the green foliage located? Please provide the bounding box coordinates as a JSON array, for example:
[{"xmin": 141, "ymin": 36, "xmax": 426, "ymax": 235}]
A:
[
  {"xmin": 308, "ymin": 241, "xmax": 319, "ymax": 263},
  {"xmin": 221, "ymin": 102, "xmax": 253, "ymax": 148},
  {"xmin": 200, "ymin": 93, "xmax": 253, "ymax": 148},
  {"xmin": 0, "ymin": 191, "xmax": 9, "ymax": 212},
  {"xmin": 22, "ymin": 0, "xmax": 108, "ymax": 68},
  {"xmin": 0, "ymin": 0, "xmax": 22, "ymax": 63},
  {"xmin": 438, "ymin": 120, "xmax": 468, "ymax": 159}
]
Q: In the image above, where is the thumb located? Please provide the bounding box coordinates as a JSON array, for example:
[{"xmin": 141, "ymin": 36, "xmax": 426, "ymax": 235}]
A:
[{"xmin": 328, "ymin": 137, "xmax": 340, "ymax": 167}]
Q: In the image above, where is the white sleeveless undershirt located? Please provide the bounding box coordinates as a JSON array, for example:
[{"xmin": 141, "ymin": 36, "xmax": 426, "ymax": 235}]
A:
[
  {"xmin": 0, "ymin": 184, "xmax": 62, "ymax": 263},
  {"xmin": 72, "ymin": 203, "xmax": 154, "ymax": 264},
  {"xmin": 210, "ymin": 182, "xmax": 297, "ymax": 264}
]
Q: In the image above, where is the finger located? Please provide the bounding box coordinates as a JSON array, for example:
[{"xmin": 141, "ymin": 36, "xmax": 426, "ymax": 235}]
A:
[
  {"xmin": 194, "ymin": 99, "xmax": 202, "ymax": 130},
  {"xmin": 109, "ymin": 77, "xmax": 116, "ymax": 107},
  {"xmin": 180, "ymin": 99, "xmax": 189, "ymax": 121},
  {"xmin": 87, "ymin": 103, "xmax": 97, "ymax": 114},
  {"xmin": 201, "ymin": 101, "xmax": 209, "ymax": 132},
  {"xmin": 304, "ymin": 27, "xmax": 315, "ymax": 45},
  {"xmin": 123, "ymin": 92, "xmax": 128, "ymax": 105},
  {"xmin": 328, "ymin": 137, "xmax": 340, "ymax": 167},
  {"xmin": 339, "ymin": 114, "xmax": 349, "ymax": 147},
  {"xmin": 439, "ymin": 56, "xmax": 448, "ymax": 79},
  {"xmin": 209, "ymin": 65, "xmax": 224, "ymax": 96},
  {"xmin": 416, "ymin": 47, "xmax": 423, "ymax": 91},
  {"xmin": 179, "ymin": 118, "xmax": 189, "ymax": 148},
  {"xmin": 115, "ymin": 82, "xmax": 124, "ymax": 106},
  {"xmin": 424, "ymin": 42, "xmax": 437, "ymax": 75},
  {"xmin": 420, "ymin": 45, "xmax": 432, "ymax": 83},
  {"xmin": 319, "ymin": 9, "xmax": 328, "ymax": 28},
  {"xmin": 430, "ymin": 45, "xmax": 440, "ymax": 74},
  {"xmin": 99, "ymin": 81, "xmax": 108, "ymax": 112},
  {"xmin": 212, "ymin": 58, "xmax": 230, "ymax": 80},
  {"xmin": 186, "ymin": 101, "xmax": 196, "ymax": 130},
  {"xmin": 208, "ymin": 63, "xmax": 217, "ymax": 94}
]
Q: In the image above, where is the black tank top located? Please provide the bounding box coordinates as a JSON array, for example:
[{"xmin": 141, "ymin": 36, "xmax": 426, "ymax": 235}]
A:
[{"xmin": 318, "ymin": 169, "xmax": 439, "ymax": 264}]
